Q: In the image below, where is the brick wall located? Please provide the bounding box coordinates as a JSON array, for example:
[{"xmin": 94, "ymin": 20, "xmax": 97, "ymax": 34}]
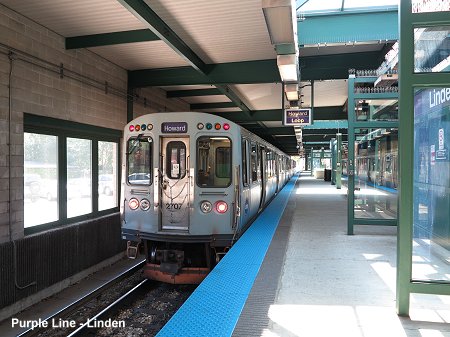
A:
[{"xmin": 0, "ymin": 4, "xmax": 189, "ymax": 243}]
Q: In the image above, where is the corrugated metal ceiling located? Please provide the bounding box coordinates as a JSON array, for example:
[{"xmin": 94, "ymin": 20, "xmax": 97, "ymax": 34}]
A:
[
  {"xmin": 0, "ymin": 0, "xmax": 146, "ymax": 36},
  {"xmin": 144, "ymin": 0, "xmax": 276, "ymax": 64}
]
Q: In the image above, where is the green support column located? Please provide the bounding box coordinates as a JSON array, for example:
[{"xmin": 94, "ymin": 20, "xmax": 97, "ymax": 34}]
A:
[
  {"xmin": 336, "ymin": 133, "xmax": 342, "ymax": 189},
  {"xmin": 347, "ymin": 75, "xmax": 356, "ymax": 235},
  {"xmin": 331, "ymin": 138, "xmax": 337, "ymax": 185},
  {"xmin": 320, "ymin": 148, "xmax": 324, "ymax": 168}
]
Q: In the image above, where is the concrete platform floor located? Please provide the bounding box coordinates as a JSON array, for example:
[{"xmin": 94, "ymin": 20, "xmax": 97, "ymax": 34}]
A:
[
  {"xmin": 265, "ymin": 174, "xmax": 450, "ymax": 337},
  {"xmin": 0, "ymin": 256, "xmax": 145, "ymax": 337}
]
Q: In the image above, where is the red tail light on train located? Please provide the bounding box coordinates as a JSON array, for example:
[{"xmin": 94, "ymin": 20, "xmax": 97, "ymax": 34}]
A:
[{"xmin": 215, "ymin": 201, "xmax": 228, "ymax": 213}]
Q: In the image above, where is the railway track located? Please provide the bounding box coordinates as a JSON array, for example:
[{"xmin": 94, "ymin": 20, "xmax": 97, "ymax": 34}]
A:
[{"xmin": 17, "ymin": 260, "xmax": 146, "ymax": 337}]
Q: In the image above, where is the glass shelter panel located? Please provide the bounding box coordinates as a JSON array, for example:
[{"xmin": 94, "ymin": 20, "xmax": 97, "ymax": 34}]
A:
[
  {"xmin": 354, "ymin": 128, "xmax": 398, "ymax": 220},
  {"xmin": 414, "ymin": 26, "xmax": 450, "ymax": 73},
  {"xmin": 355, "ymin": 99, "xmax": 398, "ymax": 121},
  {"xmin": 412, "ymin": 0, "xmax": 450, "ymax": 13},
  {"xmin": 412, "ymin": 88, "xmax": 450, "ymax": 283},
  {"xmin": 24, "ymin": 133, "xmax": 58, "ymax": 227}
]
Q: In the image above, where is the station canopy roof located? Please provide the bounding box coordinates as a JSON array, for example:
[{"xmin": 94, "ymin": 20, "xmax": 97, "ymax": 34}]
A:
[
  {"xmin": 297, "ymin": 0, "xmax": 398, "ymax": 14},
  {"xmin": 0, "ymin": 0, "xmax": 399, "ymax": 155}
]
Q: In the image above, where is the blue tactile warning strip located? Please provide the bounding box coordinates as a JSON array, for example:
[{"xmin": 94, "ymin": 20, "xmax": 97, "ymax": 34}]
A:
[{"xmin": 156, "ymin": 175, "xmax": 298, "ymax": 337}]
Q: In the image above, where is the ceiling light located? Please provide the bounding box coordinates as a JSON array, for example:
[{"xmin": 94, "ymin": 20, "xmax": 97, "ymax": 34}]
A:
[
  {"xmin": 277, "ymin": 54, "xmax": 299, "ymax": 82},
  {"xmin": 285, "ymin": 83, "xmax": 299, "ymax": 101},
  {"xmin": 262, "ymin": 0, "xmax": 297, "ymax": 53}
]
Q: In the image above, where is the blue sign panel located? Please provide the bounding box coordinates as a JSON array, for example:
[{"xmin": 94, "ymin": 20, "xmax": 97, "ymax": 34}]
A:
[
  {"xmin": 284, "ymin": 108, "xmax": 311, "ymax": 126},
  {"xmin": 161, "ymin": 122, "xmax": 188, "ymax": 133}
]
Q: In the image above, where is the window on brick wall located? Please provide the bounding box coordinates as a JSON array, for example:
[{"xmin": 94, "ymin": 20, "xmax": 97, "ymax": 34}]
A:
[
  {"xmin": 98, "ymin": 141, "xmax": 118, "ymax": 211},
  {"xmin": 24, "ymin": 114, "xmax": 121, "ymax": 234},
  {"xmin": 24, "ymin": 133, "xmax": 59, "ymax": 227}
]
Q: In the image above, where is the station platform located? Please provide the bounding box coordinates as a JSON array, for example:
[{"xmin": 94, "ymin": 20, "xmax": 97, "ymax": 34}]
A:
[{"xmin": 157, "ymin": 173, "xmax": 450, "ymax": 337}]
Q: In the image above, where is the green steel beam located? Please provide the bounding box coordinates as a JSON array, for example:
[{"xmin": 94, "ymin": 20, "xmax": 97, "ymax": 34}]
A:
[
  {"xmin": 65, "ymin": 29, "xmax": 159, "ymax": 49},
  {"xmin": 166, "ymin": 88, "xmax": 222, "ymax": 98},
  {"xmin": 303, "ymin": 120, "xmax": 348, "ymax": 129},
  {"xmin": 129, "ymin": 50, "xmax": 385, "ymax": 86},
  {"xmin": 118, "ymin": 0, "xmax": 251, "ymax": 114},
  {"xmin": 118, "ymin": 0, "xmax": 206, "ymax": 72},
  {"xmin": 129, "ymin": 59, "xmax": 280, "ymax": 87},
  {"xmin": 301, "ymin": 51, "xmax": 384, "ymax": 80},
  {"xmin": 303, "ymin": 141, "xmax": 330, "ymax": 145},
  {"xmin": 298, "ymin": 10, "xmax": 398, "ymax": 46},
  {"xmin": 209, "ymin": 106, "xmax": 344, "ymax": 122},
  {"xmin": 191, "ymin": 102, "xmax": 237, "ymax": 110},
  {"xmin": 354, "ymin": 219, "xmax": 397, "ymax": 226}
]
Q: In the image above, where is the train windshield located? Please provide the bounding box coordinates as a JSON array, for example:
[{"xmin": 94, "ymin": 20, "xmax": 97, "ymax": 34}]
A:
[
  {"xmin": 127, "ymin": 136, "xmax": 152, "ymax": 185},
  {"xmin": 197, "ymin": 137, "xmax": 231, "ymax": 187}
]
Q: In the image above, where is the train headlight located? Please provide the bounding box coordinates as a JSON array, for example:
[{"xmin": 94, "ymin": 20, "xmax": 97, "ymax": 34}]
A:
[
  {"xmin": 129, "ymin": 198, "xmax": 139, "ymax": 210},
  {"xmin": 147, "ymin": 123, "xmax": 153, "ymax": 130},
  {"xmin": 206, "ymin": 123, "xmax": 212, "ymax": 130},
  {"xmin": 215, "ymin": 201, "xmax": 228, "ymax": 214},
  {"xmin": 140, "ymin": 198, "xmax": 150, "ymax": 211},
  {"xmin": 129, "ymin": 125, "xmax": 135, "ymax": 132},
  {"xmin": 214, "ymin": 123, "xmax": 221, "ymax": 130},
  {"xmin": 223, "ymin": 123, "xmax": 230, "ymax": 130},
  {"xmin": 197, "ymin": 123, "xmax": 204, "ymax": 130},
  {"xmin": 200, "ymin": 200, "xmax": 212, "ymax": 213}
]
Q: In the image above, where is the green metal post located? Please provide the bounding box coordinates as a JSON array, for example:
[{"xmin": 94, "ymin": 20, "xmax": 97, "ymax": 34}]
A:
[
  {"xmin": 320, "ymin": 148, "xmax": 324, "ymax": 168},
  {"xmin": 336, "ymin": 133, "xmax": 342, "ymax": 189},
  {"xmin": 347, "ymin": 75, "xmax": 356, "ymax": 235},
  {"xmin": 331, "ymin": 138, "xmax": 337, "ymax": 185},
  {"xmin": 396, "ymin": 0, "xmax": 414, "ymax": 316}
]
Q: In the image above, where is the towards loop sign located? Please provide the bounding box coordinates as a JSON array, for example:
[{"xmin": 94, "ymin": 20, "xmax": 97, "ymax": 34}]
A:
[{"xmin": 284, "ymin": 109, "xmax": 311, "ymax": 126}]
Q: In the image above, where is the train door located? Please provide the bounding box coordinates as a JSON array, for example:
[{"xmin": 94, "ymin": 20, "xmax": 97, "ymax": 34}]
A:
[
  {"xmin": 275, "ymin": 153, "xmax": 279, "ymax": 193},
  {"xmin": 240, "ymin": 138, "xmax": 251, "ymax": 227},
  {"xmin": 259, "ymin": 145, "xmax": 266, "ymax": 210},
  {"xmin": 160, "ymin": 137, "xmax": 190, "ymax": 231}
]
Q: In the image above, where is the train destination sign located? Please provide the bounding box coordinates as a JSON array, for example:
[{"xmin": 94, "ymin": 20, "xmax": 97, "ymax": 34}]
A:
[
  {"xmin": 284, "ymin": 108, "xmax": 311, "ymax": 126},
  {"xmin": 161, "ymin": 122, "xmax": 188, "ymax": 133}
]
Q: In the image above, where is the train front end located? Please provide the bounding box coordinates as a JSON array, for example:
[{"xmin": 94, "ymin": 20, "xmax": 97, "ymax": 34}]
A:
[{"xmin": 121, "ymin": 112, "xmax": 240, "ymax": 284}]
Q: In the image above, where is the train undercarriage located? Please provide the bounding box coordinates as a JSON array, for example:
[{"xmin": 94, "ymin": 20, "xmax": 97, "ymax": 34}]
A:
[{"xmin": 137, "ymin": 240, "xmax": 230, "ymax": 284}]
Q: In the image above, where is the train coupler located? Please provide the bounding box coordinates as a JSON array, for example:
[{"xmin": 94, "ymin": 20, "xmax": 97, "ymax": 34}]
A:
[{"xmin": 126, "ymin": 240, "xmax": 141, "ymax": 259}]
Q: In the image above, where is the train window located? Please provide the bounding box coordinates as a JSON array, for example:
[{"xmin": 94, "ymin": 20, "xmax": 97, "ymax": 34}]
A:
[
  {"xmin": 250, "ymin": 142, "xmax": 258, "ymax": 183},
  {"xmin": 242, "ymin": 139, "xmax": 249, "ymax": 186},
  {"xmin": 166, "ymin": 141, "xmax": 186, "ymax": 179},
  {"xmin": 216, "ymin": 147, "xmax": 231, "ymax": 178},
  {"xmin": 197, "ymin": 136, "xmax": 231, "ymax": 187},
  {"xmin": 127, "ymin": 136, "xmax": 152, "ymax": 185}
]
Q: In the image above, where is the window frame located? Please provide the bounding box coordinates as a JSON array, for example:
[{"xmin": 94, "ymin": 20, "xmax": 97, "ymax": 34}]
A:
[
  {"xmin": 165, "ymin": 140, "xmax": 186, "ymax": 180},
  {"xmin": 24, "ymin": 114, "xmax": 121, "ymax": 235},
  {"xmin": 196, "ymin": 136, "xmax": 232, "ymax": 188},
  {"xmin": 241, "ymin": 138, "xmax": 249, "ymax": 187},
  {"xmin": 126, "ymin": 136, "xmax": 153, "ymax": 186}
]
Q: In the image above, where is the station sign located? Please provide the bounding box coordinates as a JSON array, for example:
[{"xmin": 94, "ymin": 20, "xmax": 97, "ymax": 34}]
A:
[
  {"xmin": 284, "ymin": 108, "xmax": 311, "ymax": 126},
  {"xmin": 161, "ymin": 122, "xmax": 188, "ymax": 133}
]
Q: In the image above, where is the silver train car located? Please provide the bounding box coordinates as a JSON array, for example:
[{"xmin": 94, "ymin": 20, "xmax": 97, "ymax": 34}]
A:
[{"xmin": 121, "ymin": 112, "xmax": 294, "ymax": 283}]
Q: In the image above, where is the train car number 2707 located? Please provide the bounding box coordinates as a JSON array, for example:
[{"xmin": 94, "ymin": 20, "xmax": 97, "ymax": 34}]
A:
[{"xmin": 165, "ymin": 203, "xmax": 182, "ymax": 210}]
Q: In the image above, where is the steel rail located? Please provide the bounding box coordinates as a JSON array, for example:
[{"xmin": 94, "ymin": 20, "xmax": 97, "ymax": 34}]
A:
[
  {"xmin": 17, "ymin": 260, "xmax": 145, "ymax": 337},
  {"xmin": 67, "ymin": 279, "xmax": 149, "ymax": 336}
]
